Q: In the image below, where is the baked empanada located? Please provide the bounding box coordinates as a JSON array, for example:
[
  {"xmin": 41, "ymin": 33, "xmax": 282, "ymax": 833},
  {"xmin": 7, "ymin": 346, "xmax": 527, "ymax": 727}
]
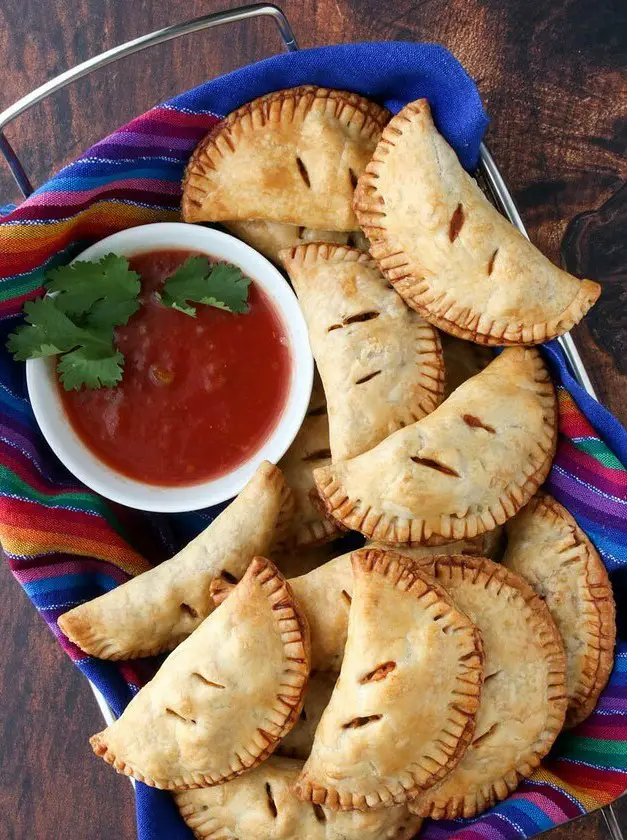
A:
[
  {"xmin": 441, "ymin": 333, "xmax": 493, "ymax": 398},
  {"xmin": 58, "ymin": 461, "xmax": 291, "ymax": 659},
  {"xmin": 175, "ymin": 757, "xmax": 422, "ymax": 840},
  {"xmin": 213, "ymin": 552, "xmax": 353, "ymax": 673},
  {"xmin": 183, "ymin": 86, "xmax": 390, "ymax": 231},
  {"xmin": 278, "ymin": 671, "xmax": 337, "ymax": 760},
  {"xmin": 315, "ymin": 348, "xmax": 556, "ymax": 545},
  {"xmin": 409, "ymin": 556, "xmax": 566, "ymax": 820},
  {"xmin": 277, "ymin": 374, "xmax": 344, "ymax": 550},
  {"xmin": 225, "ymin": 220, "xmax": 369, "ymax": 265},
  {"xmin": 502, "ymin": 493, "xmax": 615, "ymax": 728},
  {"xmin": 281, "ymin": 243, "xmax": 444, "ymax": 461},
  {"xmin": 91, "ymin": 558, "xmax": 310, "ymax": 790},
  {"xmin": 295, "ymin": 549, "xmax": 483, "ymax": 810},
  {"xmin": 354, "ymin": 99, "xmax": 600, "ymax": 345}
]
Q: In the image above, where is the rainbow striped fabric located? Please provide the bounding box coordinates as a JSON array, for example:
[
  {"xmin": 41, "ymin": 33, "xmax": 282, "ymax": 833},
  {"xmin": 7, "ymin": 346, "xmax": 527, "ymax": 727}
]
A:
[{"xmin": 0, "ymin": 43, "xmax": 624, "ymax": 840}]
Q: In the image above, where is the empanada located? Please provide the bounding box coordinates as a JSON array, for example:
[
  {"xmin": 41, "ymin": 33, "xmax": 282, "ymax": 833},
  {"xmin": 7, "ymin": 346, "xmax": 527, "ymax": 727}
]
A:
[
  {"xmin": 183, "ymin": 86, "xmax": 390, "ymax": 231},
  {"xmin": 409, "ymin": 555, "xmax": 566, "ymax": 819},
  {"xmin": 281, "ymin": 243, "xmax": 444, "ymax": 461},
  {"xmin": 354, "ymin": 99, "xmax": 600, "ymax": 345},
  {"xmin": 175, "ymin": 757, "xmax": 422, "ymax": 840},
  {"xmin": 295, "ymin": 549, "xmax": 483, "ymax": 810},
  {"xmin": 278, "ymin": 671, "xmax": 337, "ymax": 760},
  {"xmin": 213, "ymin": 552, "xmax": 353, "ymax": 673},
  {"xmin": 502, "ymin": 493, "xmax": 615, "ymax": 728},
  {"xmin": 277, "ymin": 374, "xmax": 344, "ymax": 550},
  {"xmin": 315, "ymin": 348, "xmax": 557, "ymax": 545},
  {"xmin": 90, "ymin": 558, "xmax": 310, "ymax": 790},
  {"xmin": 58, "ymin": 461, "xmax": 291, "ymax": 659},
  {"xmin": 225, "ymin": 220, "xmax": 369, "ymax": 265}
]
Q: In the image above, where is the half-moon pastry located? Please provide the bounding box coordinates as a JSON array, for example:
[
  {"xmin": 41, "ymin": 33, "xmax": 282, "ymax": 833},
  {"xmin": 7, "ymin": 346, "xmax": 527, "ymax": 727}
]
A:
[
  {"xmin": 354, "ymin": 98, "xmax": 600, "ymax": 344},
  {"xmin": 90, "ymin": 558, "xmax": 310, "ymax": 790},
  {"xmin": 502, "ymin": 493, "xmax": 615, "ymax": 728},
  {"xmin": 183, "ymin": 86, "xmax": 390, "ymax": 230},
  {"xmin": 58, "ymin": 461, "xmax": 291, "ymax": 659},
  {"xmin": 295, "ymin": 548, "xmax": 483, "ymax": 810},
  {"xmin": 409, "ymin": 555, "xmax": 566, "ymax": 819},
  {"xmin": 315, "ymin": 348, "xmax": 557, "ymax": 545},
  {"xmin": 281, "ymin": 242, "xmax": 444, "ymax": 461}
]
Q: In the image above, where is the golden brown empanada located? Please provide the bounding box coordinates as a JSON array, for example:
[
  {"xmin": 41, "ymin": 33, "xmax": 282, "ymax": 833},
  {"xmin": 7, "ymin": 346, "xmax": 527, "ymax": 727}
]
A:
[
  {"xmin": 409, "ymin": 555, "xmax": 566, "ymax": 820},
  {"xmin": 315, "ymin": 348, "xmax": 557, "ymax": 545},
  {"xmin": 502, "ymin": 493, "xmax": 615, "ymax": 728},
  {"xmin": 90, "ymin": 558, "xmax": 310, "ymax": 790},
  {"xmin": 278, "ymin": 671, "xmax": 337, "ymax": 760},
  {"xmin": 281, "ymin": 243, "xmax": 444, "ymax": 461},
  {"xmin": 295, "ymin": 549, "xmax": 483, "ymax": 810},
  {"xmin": 175, "ymin": 757, "xmax": 422, "ymax": 840},
  {"xmin": 225, "ymin": 220, "xmax": 369, "ymax": 265},
  {"xmin": 277, "ymin": 374, "xmax": 344, "ymax": 550},
  {"xmin": 441, "ymin": 333, "xmax": 493, "ymax": 398},
  {"xmin": 58, "ymin": 461, "xmax": 291, "ymax": 659},
  {"xmin": 213, "ymin": 552, "xmax": 353, "ymax": 673},
  {"xmin": 354, "ymin": 99, "xmax": 600, "ymax": 345},
  {"xmin": 183, "ymin": 86, "xmax": 390, "ymax": 231}
]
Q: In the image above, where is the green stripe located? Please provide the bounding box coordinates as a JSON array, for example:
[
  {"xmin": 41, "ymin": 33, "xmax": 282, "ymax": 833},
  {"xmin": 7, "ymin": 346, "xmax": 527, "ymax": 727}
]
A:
[
  {"xmin": 557, "ymin": 734, "xmax": 627, "ymax": 769},
  {"xmin": 575, "ymin": 438, "xmax": 625, "ymax": 471},
  {"xmin": 0, "ymin": 465, "xmax": 131, "ymax": 540}
]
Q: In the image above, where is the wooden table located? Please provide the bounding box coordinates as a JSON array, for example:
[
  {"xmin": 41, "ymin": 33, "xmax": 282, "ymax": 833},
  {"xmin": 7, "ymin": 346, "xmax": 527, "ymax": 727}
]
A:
[{"xmin": 0, "ymin": 1, "xmax": 624, "ymax": 838}]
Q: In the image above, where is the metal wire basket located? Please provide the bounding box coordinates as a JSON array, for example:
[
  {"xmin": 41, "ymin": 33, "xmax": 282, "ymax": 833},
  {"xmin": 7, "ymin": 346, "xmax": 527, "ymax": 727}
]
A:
[{"xmin": 0, "ymin": 3, "xmax": 619, "ymax": 837}]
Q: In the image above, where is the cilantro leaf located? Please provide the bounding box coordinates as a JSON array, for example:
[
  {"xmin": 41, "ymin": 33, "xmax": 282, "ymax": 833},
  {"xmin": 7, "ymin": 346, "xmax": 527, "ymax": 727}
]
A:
[
  {"xmin": 7, "ymin": 298, "xmax": 108, "ymax": 360},
  {"xmin": 57, "ymin": 346, "xmax": 124, "ymax": 391},
  {"xmin": 159, "ymin": 257, "xmax": 251, "ymax": 317},
  {"xmin": 45, "ymin": 254, "xmax": 141, "ymax": 325},
  {"xmin": 85, "ymin": 296, "xmax": 140, "ymax": 330}
]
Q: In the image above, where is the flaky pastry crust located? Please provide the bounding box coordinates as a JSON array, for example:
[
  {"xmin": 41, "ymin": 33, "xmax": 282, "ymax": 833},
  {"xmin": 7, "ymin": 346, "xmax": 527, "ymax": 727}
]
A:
[
  {"xmin": 281, "ymin": 242, "xmax": 444, "ymax": 461},
  {"xmin": 90, "ymin": 558, "xmax": 310, "ymax": 790},
  {"xmin": 503, "ymin": 493, "xmax": 615, "ymax": 728},
  {"xmin": 409, "ymin": 555, "xmax": 567, "ymax": 820},
  {"xmin": 314, "ymin": 348, "xmax": 557, "ymax": 545},
  {"xmin": 354, "ymin": 99, "xmax": 600, "ymax": 345},
  {"xmin": 183, "ymin": 86, "xmax": 390, "ymax": 230},
  {"xmin": 295, "ymin": 548, "xmax": 484, "ymax": 810}
]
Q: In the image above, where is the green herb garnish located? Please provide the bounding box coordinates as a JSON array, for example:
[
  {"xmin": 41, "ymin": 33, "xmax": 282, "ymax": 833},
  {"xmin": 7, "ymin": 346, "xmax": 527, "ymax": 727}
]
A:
[
  {"xmin": 7, "ymin": 253, "xmax": 251, "ymax": 391},
  {"xmin": 158, "ymin": 256, "xmax": 251, "ymax": 317}
]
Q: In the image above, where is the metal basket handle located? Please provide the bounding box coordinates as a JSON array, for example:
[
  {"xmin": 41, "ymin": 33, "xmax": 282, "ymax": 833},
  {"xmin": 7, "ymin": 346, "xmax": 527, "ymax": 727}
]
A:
[{"xmin": 0, "ymin": 2, "xmax": 298, "ymax": 197}]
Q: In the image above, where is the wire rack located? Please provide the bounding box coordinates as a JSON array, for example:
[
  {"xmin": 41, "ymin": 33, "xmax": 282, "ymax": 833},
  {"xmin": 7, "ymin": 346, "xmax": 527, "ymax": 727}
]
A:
[{"xmin": 0, "ymin": 3, "xmax": 621, "ymax": 837}]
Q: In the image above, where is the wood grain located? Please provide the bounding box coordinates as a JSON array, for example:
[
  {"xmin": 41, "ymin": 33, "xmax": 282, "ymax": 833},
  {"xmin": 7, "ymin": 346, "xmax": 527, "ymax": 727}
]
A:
[{"xmin": 0, "ymin": 1, "xmax": 624, "ymax": 838}]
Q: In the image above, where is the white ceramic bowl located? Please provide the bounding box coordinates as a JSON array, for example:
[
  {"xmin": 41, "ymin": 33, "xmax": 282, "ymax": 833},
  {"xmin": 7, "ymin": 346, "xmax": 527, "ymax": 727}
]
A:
[{"xmin": 26, "ymin": 223, "xmax": 313, "ymax": 512}]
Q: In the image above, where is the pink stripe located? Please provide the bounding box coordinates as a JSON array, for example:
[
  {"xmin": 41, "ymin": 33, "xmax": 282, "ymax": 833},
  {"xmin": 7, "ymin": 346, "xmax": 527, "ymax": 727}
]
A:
[
  {"xmin": 516, "ymin": 790, "xmax": 571, "ymax": 822},
  {"xmin": 16, "ymin": 558, "xmax": 130, "ymax": 585},
  {"xmin": 29, "ymin": 178, "xmax": 180, "ymax": 208}
]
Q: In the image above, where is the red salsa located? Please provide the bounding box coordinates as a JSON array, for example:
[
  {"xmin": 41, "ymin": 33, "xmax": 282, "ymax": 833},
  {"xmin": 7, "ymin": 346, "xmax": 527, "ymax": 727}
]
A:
[{"xmin": 59, "ymin": 249, "xmax": 291, "ymax": 486}]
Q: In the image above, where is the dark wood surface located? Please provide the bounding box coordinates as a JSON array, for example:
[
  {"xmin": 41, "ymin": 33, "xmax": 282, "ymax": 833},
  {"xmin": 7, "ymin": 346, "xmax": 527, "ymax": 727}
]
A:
[{"xmin": 0, "ymin": 1, "xmax": 625, "ymax": 838}]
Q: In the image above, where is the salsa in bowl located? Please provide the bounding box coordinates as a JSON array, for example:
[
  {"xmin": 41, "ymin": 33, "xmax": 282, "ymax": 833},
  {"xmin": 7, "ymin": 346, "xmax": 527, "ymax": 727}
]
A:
[{"xmin": 26, "ymin": 223, "xmax": 313, "ymax": 512}]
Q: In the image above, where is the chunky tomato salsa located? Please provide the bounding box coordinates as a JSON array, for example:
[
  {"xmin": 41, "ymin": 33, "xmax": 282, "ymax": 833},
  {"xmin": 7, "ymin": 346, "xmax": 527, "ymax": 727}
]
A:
[{"xmin": 59, "ymin": 249, "xmax": 291, "ymax": 486}]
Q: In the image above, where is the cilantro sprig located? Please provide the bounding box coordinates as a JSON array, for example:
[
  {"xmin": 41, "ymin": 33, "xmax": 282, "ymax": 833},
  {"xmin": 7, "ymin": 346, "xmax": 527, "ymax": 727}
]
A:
[
  {"xmin": 7, "ymin": 253, "xmax": 251, "ymax": 391},
  {"xmin": 158, "ymin": 256, "xmax": 251, "ymax": 317}
]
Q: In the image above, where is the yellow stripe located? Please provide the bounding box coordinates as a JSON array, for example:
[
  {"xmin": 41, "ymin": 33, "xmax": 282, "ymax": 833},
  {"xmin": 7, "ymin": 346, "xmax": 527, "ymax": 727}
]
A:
[
  {"xmin": 1, "ymin": 525, "xmax": 151, "ymax": 577},
  {"xmin": 531, "ymin": 767, "xmax": 608, "ymax": 810}
]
